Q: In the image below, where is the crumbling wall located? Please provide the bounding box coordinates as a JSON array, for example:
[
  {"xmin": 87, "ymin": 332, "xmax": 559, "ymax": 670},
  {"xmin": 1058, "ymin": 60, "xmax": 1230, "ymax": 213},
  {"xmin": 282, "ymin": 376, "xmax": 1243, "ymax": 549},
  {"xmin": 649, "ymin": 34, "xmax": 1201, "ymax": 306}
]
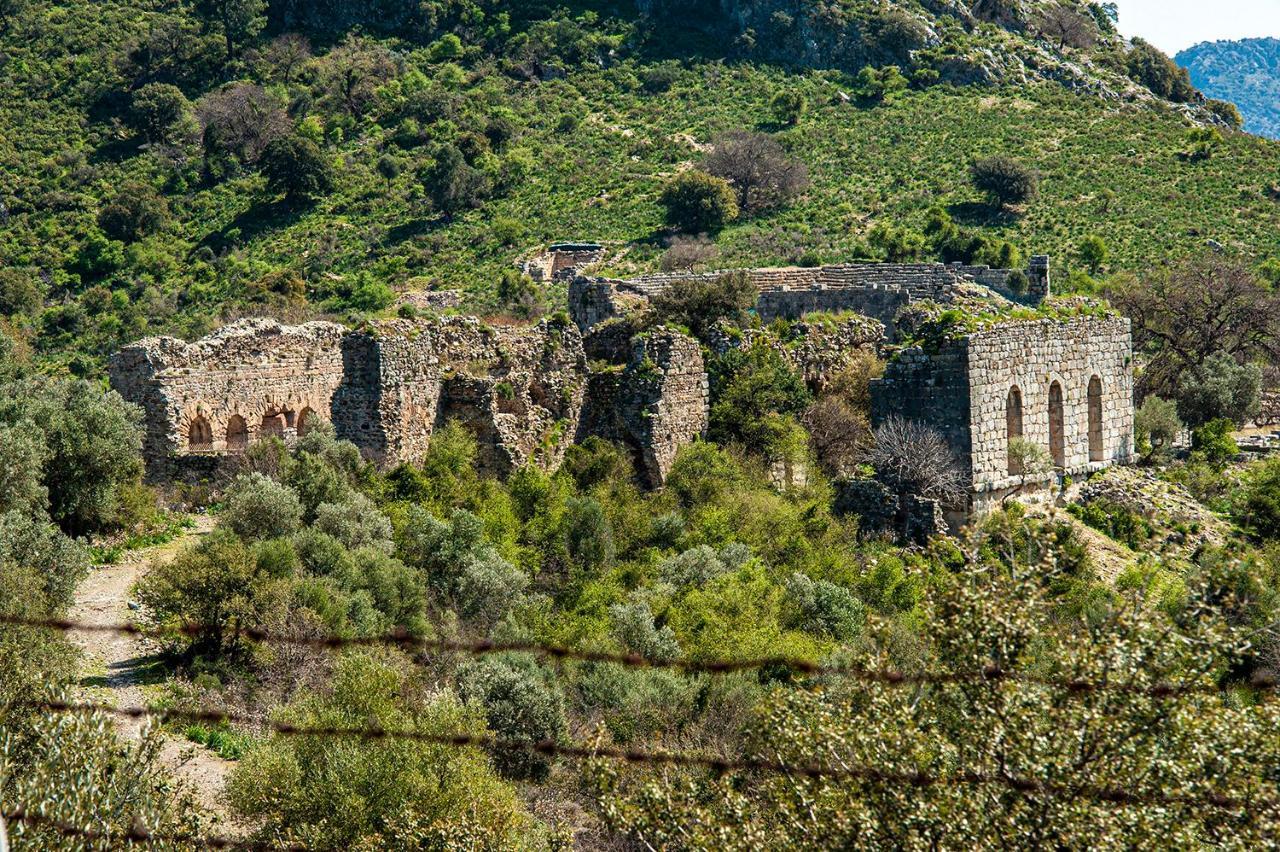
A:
[
  {"xmin": 522, "ymin": 242, "xmax": 607, "ymax": 282},
  {"xmin": 571, "ymin": 257, "xmax": 1048, "ymax": 338},
  {"xmin": 108, "ymin": 319, "xmax": 348, "ymax": 474},
  {"xmin": 871, "ymin": 342, "xmax": 975, "ymax": 482},
  {"xmin": 578, "ymin": 329, "xmax": 708, "ymax": 486},
  {"xmin": 708, "ymin": 314, "xmax": 885, "ymax": 391}
]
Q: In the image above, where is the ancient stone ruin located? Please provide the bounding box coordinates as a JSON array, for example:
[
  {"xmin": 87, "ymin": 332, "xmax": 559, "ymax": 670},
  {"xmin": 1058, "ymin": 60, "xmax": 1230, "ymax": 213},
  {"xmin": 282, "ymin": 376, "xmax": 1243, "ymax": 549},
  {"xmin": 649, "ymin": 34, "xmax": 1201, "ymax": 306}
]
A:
[{"xmin": 110, "ymin": 252, "xmax": 1133, "ymax": 527}]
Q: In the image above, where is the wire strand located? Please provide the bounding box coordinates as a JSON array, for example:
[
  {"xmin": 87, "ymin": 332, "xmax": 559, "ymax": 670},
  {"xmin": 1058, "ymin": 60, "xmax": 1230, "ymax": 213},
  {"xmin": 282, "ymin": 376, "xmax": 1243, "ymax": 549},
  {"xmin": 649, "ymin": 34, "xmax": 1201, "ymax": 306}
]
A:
[
  {"xmin": 26, "ymin": 698, "xmax": 1279, "ymax": 815},
  {"xmin": 1, "ymin": 614, "xmax": 1260, "ymax": 697}
]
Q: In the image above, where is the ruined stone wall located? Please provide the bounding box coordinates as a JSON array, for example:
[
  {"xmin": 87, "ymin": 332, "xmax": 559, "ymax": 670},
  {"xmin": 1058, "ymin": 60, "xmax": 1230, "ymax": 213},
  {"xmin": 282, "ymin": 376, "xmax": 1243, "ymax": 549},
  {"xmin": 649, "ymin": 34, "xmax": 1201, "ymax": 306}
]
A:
[
  {"xmin": 708, "ymin": 314, "xmax": 885, "ymax": 391},
  {"xmin": 108, "ymin": 319, "xmax": 348, "ymax": 473},
  {"xmin": 871, "ymin": 343, "xmax": 975, "ymax": 481},
  {"xmin": 523, "ymin": 243, "xmax": 607, "ymax": 282},
  {"xmin": 577, "ymin": 329, "xmax": 708, "ymax": 486},
  {"xmin": 966, "ymin": 316, "xmax": 1134, "ymax": 500},
  {"xmin": 872, "ymin": 315, "xmax": 1134, "ymax": 515},
  {"xmin": 571, "ymin": 257, "xmax": 1048, "ymax": 337}
]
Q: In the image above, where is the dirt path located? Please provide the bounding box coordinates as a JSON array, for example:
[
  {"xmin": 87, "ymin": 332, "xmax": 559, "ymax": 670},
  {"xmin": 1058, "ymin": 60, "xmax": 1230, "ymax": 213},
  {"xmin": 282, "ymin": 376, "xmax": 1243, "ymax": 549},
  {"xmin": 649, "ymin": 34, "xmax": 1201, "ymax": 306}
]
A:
[{"xmin": 67, "ymin": 514, "xmax": 239, "ymax": 826}]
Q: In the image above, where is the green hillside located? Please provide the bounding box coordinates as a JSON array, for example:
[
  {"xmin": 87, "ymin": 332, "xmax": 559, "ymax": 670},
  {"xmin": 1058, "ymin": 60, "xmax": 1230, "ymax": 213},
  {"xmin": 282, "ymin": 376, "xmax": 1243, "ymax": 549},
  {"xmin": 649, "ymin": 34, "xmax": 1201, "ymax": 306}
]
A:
[
  {"xmin": 1179, "ymin": 38, "xmax": 1280, "ymax": 139},
  {"xmin": 0, "ymin": 0, "xmax": 1271, "ymax": 375}
]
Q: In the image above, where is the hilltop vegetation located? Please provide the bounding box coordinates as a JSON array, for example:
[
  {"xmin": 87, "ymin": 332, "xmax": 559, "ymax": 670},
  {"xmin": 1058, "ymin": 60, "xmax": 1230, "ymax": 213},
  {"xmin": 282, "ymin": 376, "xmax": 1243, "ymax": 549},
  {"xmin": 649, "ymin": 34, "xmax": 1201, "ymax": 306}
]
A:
[
  {"xmin": 0, "ymin": 0, "xmax": 1276, "ymax": 374},
  {"xmin": 1178, "ymin": 38, "xmax": 1280, "ymax": 140}
]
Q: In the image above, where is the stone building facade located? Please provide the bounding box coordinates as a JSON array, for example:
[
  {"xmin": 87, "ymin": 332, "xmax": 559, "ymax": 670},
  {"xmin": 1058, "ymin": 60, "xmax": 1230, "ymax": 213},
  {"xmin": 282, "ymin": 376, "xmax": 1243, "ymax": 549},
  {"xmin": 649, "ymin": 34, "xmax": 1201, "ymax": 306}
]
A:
[
  {"xmin": 871, "ymin": 316, "xmax": 1134, "ymax": 517},
  {"xmin": 111, "ymin": 252, "xmax": 1132, "ymax": 524}
]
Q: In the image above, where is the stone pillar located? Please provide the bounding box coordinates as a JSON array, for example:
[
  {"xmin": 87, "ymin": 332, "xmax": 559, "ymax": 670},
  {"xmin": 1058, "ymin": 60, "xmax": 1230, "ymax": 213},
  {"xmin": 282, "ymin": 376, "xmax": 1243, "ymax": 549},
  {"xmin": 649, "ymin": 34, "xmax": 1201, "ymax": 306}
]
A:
[{"xmin": 1027, "ymin": 255, "xmax": 1051, "ymax": 303}]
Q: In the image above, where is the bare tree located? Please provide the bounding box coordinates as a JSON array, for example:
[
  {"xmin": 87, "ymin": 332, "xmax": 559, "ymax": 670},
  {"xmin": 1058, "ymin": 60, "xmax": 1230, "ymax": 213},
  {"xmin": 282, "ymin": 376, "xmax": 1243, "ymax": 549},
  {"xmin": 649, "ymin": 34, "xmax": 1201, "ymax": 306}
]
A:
[
  {"xmin": 197, "ymin": 82, "xmax": 290, "ymax": 164},
  {"xmin": 702, "ymin": 130, "xmax": 810, "ymax": 214},
  {"xmin": 659, "ymin": 234, "xmax": 721, "ymax": 272},
  {"xmin": 1038, "ymin": 6, "xmax": 1097, "ymax": 50},
  {"xmin": 1108, "ymin": 255, "xmax": 1280, "ymax": 398},
  {"xmin": 264, "ymin": 33, "xmax": 312, "ymax": 84},
  {"xmin": 860, "ymin": 416, "xmax": 967, "ymax": 503}
]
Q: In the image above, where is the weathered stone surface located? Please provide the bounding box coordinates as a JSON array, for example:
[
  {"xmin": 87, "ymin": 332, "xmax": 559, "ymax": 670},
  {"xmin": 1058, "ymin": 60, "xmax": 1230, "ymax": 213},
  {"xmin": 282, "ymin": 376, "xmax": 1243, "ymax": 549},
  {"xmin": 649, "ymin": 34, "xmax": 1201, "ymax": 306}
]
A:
[
  {"xmin": 873, "ymin": 315, "xmax": 1135, "ymax": 516},
  {"xmin": 708, "ymin": 314, "xmax": 885, "ymax": 391},
  {"xmin": 833, "ymin": 479, "xmax": 947, "ymax": 545},
  {"xmin": 577, "ymin": 328, "xmax": 708, "ymax": 486},
  {"xmin": 569, "ymin": 256, "xmax": 1048, "ymax": 338},
  {"xmin": 522, "ymin": 242, "xmax": 607, "ymax": 282}
]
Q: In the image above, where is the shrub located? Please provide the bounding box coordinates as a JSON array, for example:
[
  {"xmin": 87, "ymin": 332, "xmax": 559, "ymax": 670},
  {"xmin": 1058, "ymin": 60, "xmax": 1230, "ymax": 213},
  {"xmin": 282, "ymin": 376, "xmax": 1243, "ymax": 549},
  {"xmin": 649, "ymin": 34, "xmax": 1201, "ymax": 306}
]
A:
[
  {"xmin": 659, "ymin": 171, "xmax": 739, "ymax": 233},
  {"xmin": 867, "ymin": 221, "xmax": 925, "ymax": 261},
  {"xmin": 420, "ymin": 143, "xmax": 489, "ymax": 214},
  {"xmin": 564, "ymin": 495, "xmax": 616, "ymax": 574},
  {"xmin": 1176, "ymin": 351, "xmax": 1261, "ymax": 427},
  {"xmin": 649, "ymin": 269, "xmax": 755, "ymax": 338},
  {"xmin": 664, "ymin": 442, "xmax": 745, "ymax": 508},
  {"xmin": 970, "ymin": 155, "xmax": 1039, "ymax": 207},
  {"xmin": 0, "ymin": 267, "xmax": 43, "ymax": 316},
  {"xmin": 1007, "ymin": 435, "xmax": 1053, "ymax": 477},
  {"xmin": 98, "ymin": 182, "xmax": 170, "ymax": 243},
  {"xmin": 1237, "ymin": 459, "xmax": 1280, "ymax": 540},
  {"xmin": 458, "ymin": 654, "xmax": 567, "ymax": 780},
  {"xmin": 136, "ymin": 529, "xmax": 257, "ymax": 656},
  {"xmin": 228, "ymin": 652, "xmax": 529, "ymax": 848},
  {"xmin": 221, "ymin": 472, "xmax": 303, "ymax": 541},
  {"xmin": 562, "ymin": 436, "xmax": 632, "ymax": 491},
  {"xmin": 314, "ymin": 494, "xmax": 394, "ymax": 553},
  {"xmin": 260, "ymin": 136, "xmax": 335, "ymax": 204},
  {"xmin": 659, "ymin": 234, "xmax": 720, "ymax": 272},
  {"xmin": 854, "ymin": 65, "xmax": 909, "ymax": 103},
  {"xmin": 128, "ymin": 82, "xmax": 192, "ymax": 143},
  {"xmin": 1190, "ymin": 418, "xmax": 1239, "ymax": 467},
  {"xmin": 610, "ymin": 600, "xmax": 681, "ymax": 661},
  {"xmin": 1126, "ymin": 38, "xmax": 1197, "ymax": 102},
  {"xmin": 1077, "ymin": 234, "xmax": 1108, "ymax": 273},
  {"xmin": 783, "ymin": 573, "xmax": 865, "ymax": 641},
  {"xmin": 770, "ymin": 89, "xmax": 806, "ymax": 125},
  {"xmin": 862, "ymin": 416, "xmax": 966, "ymax": 502},
  {"xmin": 709, "ymin": 344, "xmax": 812, "ymax": 457},
  {"xmin": 496, "ymin": 269, "xmax": 544, "ymax": 318},
  {"xmin": 1134, "ymin": 396, "xmax": 1182, "ymax": 460},
  {"xmin": 397, "ymin": 507, "xmax": 527, "ymax": 628},
  {"xmin": 1206, "ymin": 98, "xmax": 1244, "ymax": 130}
]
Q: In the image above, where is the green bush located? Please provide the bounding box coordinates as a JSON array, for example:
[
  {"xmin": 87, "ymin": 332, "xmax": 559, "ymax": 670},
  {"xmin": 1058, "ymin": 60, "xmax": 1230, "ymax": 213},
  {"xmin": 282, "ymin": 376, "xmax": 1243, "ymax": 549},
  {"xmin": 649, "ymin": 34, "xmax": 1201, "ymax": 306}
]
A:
[
  {"xmin": 659, "ymin": 170, "xmax": 739, "ymax": 233},
  {"xmin": 128, "ymin": 82, "xmax": 193, "ymax": 143},
  {"xmin": 260, "ymin": 136, "xmax": 335, "ymax": 204},
  {"xmin": 709, "ymin": 344, "xmax": 812, "ymax": 457},
  {"xmin": 228, "ymin": 651, "xmax": 531, "ymax": 848},
  {"xmin": 1236, "ymin": 458, "xmax": 1280, "ymax": 541},
  {"xmin": 221, "ymin": 472, "xmax": 303, "ymax": 541},
  {"xmin": 98, "ymin": 181, "xmax": 170, "ymax": 242},
  {"xmin": 1190, "ymin": 418, "xmax": 1239, "ymax": 467},
  {"xmin": 458, "ymin": 654, "xmax": 567, "ymax": 780},
  {"xmin": 649, "ymin": 269, "xmax": 755, "ymax": 339},
  {"xmin": 1134, "ymin": 396, "xmax": 1182, "ymax": 460},
  {"xmin": 1176, "ymin": 352, "xmax": 1261, "ymax": 427},
  {"xmin": 770, "ymin": 89, "xmax": 806, "ymax": 125},
  {"xmin": 970, "ymin": 155, "xmax": 1039, "ymax": 207}
]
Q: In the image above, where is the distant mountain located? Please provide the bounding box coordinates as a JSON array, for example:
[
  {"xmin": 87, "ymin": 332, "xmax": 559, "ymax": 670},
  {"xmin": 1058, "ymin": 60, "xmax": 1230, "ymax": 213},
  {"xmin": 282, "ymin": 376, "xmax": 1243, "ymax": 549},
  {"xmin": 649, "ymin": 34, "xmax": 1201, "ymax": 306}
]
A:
[{"xmin": 1178, "ymin": 38, "xmax": 1280, "ymax": 138}]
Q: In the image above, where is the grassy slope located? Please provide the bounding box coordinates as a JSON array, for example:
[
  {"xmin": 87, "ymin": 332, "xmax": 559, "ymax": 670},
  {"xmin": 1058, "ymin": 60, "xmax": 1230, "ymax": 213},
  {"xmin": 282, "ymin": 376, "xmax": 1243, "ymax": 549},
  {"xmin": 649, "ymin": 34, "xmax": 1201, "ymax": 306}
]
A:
[{"xmin": 3, "ymin": 1, "xmax": 1280, "ymax": 366}]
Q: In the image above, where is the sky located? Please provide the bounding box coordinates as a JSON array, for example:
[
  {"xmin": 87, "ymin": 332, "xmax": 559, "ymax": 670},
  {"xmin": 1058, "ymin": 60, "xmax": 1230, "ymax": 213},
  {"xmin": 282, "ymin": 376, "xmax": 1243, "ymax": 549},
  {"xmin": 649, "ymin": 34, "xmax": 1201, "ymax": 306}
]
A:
[{"xmin": 1114, "ymin": 0, "xmax": 1280, "ymax": 55}]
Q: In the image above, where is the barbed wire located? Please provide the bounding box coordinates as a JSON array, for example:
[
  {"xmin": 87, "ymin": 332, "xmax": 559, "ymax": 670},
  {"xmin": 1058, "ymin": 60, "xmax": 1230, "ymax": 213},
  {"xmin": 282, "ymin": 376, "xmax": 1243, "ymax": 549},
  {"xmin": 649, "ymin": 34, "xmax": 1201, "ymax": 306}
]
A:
[
  {"xmin": 26, "ymin": 698, "xmax": 1280, "ymax": 815},
  {"xmin": 0, "ymin": 803, "xmax": 302, "ymax": 850},
  {"xmin": 0, "ymin": 613, "xmax": 1266, "ymax": 697}
]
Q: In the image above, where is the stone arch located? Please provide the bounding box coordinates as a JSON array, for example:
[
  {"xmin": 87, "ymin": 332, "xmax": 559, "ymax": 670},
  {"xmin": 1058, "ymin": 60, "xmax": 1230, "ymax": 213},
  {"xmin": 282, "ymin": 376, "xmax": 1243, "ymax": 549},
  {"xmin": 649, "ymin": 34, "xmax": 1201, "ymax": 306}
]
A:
[
  {"xmin": 1088, "ymin": 375, "xmax": 1104, "ymax": 462},
  {"xmin": 187, "ymin": 415, "xmax": 213, "ymax": 451},
  {"xmin": 1048, "ymin": 380, "xmax": 1066, "ymax": 469},
  {"xmin": 260, "ymin": 411, "xmax": 287, "ymax": 440},
  {"xmin": 1005, "ymin": 386, "xmax": 1024, "ymax": 475},
  {"xmin": 296, "ymin": 406, "xmax": 318, "ymax": 437},
  {"xmin": 226, "ymin": 414, "xmax": 249, "ymax": 451}
]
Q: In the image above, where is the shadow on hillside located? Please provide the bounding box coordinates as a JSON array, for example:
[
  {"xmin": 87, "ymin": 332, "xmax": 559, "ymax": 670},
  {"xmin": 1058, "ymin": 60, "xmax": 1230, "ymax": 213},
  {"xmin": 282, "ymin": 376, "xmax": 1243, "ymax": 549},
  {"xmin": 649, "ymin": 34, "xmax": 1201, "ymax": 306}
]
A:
[
  {"xmin": 195, "ymin": 199, "xmax": 305, "ymax": 255},
  {"xmin": 91, "ymin": 136, "xmax": 144, "ymax": 165},
  {"xmin": 947, "ymin": 201, "xmax": 1021, "ymax": 228},
  {"xmin": 386, "ymin": 215, "xmax": 450, "ymax": 245}
]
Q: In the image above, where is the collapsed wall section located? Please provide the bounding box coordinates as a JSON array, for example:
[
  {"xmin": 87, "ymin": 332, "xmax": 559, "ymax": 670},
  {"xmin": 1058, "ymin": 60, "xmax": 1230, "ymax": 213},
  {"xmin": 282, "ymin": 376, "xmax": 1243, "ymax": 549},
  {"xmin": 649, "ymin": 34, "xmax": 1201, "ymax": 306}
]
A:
[
  {"xmin": 108, "ymin": 319, "xmax": 348, "ymax": 475},
  {"xmin": 870, "ymin": 342, "xmax": 975, "ymax": 484}
]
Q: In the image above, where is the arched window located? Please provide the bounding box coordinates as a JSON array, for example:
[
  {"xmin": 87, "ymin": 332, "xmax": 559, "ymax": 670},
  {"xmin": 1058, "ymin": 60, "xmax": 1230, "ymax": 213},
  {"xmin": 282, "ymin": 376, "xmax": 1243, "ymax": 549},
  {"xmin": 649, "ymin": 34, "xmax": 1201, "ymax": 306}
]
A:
[
  {"xmin": 1088, "ymin": 376, "xmax": 1104, "ymax": 462},
  {"xmin": 1006, "ymin": 386, "xmax": 1024, "ymax": 475},
  {"xmin": 296, "ymin": 407, "xmax": 317, "ymax": 437},
  {"xmin": 1048, "ymin": 381, "xmax": 1066, "ymax": 469},
  {"xmin": 187, "ymin": 416, "xmax": 213, "ymax": 451},
  {"xmin": 226, "ymin": 414, "xmax": 249, "ymax": 451},
  {"xmin": 260, "ymin": 412, "xmax": 286, "ymax": 440}
]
